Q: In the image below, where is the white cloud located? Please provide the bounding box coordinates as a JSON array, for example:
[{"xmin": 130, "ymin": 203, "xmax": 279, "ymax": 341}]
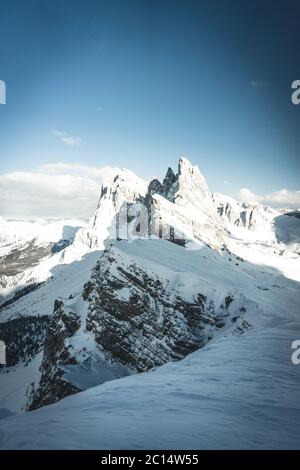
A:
[
  {"xmin": 52, "ymin": 130, "xmax": 82, "ymax": 146},
  {"xmin": 238, "ymin": 188, "xmax": 262, "ymax": 204},
  {"xmin": 0, "ymin": 163, "xmax": 119, "ymax": 219},
  {"xmin": 238, "ymin": 187, "xmax": 300, "ymax": 209},
  {"xmin": 38, "ymin": 162, "xmax": 117, "ymax": 181}
]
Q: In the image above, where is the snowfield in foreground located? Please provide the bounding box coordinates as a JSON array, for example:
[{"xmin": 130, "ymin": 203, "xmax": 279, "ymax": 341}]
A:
[{"xmin": 0, "ymin": 325, "xmax": 299, "ymax": 450}]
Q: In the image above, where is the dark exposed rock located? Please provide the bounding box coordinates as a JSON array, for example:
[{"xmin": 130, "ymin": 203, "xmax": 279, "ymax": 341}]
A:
[
  {"xmin": 224, "ymin": 295, "xmax": 234, "ymax": 308},
  {"xmin": 0, "ymin": 315, "xmax": 49, "ymax": 367},
  {"xmin": 285, "ymin": 210, "xmax": 300, "ymax": 219},
  {"xmin": 85, "ymin": 246, "xmax": 218, "ymax": 373},
  {"xmin": 82, "ymin": 281, "xmax": 94, "ymax": 301},
  {"xmin": 28, "ymin": 300, "xmax": 81, "ymax": 411},
  {"xmin": 161, "ymin": 167, "xmax": 177, "ymax": 197},
  {"xmin": 51, "ymin": 238, "xmax": 72, "ymax": 254},
  {"xmin": 232, "ymin": 319, "xmax": 252, "ymax": 336},
  {"xmin": 0, "ymin": 240, "xmax": 52, "ymax": 279}
]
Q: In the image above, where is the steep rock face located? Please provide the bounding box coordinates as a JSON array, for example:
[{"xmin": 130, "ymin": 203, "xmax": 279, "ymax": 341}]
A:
[
  {"xmin": 0, "ymin": 315, "xmax": 49, "ymax": 367},
  {"xmin": 213, "ymin": 193, "xmax": 278, "ymax": 232},
  {"xmin": 161, "ymin": 166, "xmax": 177, "ymax": 195},
  {"xmin": 165, "ymin": 157, "xmax": 213, "ymax": 205},
  {"xmin": 28, "ymin": 300, "xmax": 81, "ymax": 410},
  {"xmin": 240, "ymin": 204, "xmax": 277, "ymax": 232},
  {"xmin": 214, "ymin": 196, "xmax": 242, "ymax": 226},
  {"xmin": 84, "ymin": 245, "xmax": 209, "ymax": 372},
  {"xmin": 61, "ymin": 169, "xmax": 147, "ymax": 262},
  {"xmin": 145, "ymin": 158, "xmax": 227, "ymax": 249}
]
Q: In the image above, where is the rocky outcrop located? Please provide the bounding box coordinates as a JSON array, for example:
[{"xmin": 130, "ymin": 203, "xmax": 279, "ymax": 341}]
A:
[
  {"xmin": 213, "ymin": 193, "xmax": 278, "ymax": 232},
  {"xmin": 62, "ymin": 169, "xmax": 147, "ymax": 260},
  {"xmin": 85, "ymin": 247, "xmax": 209, "ymax": 372},
  {"xmin": 28, "ymin": 300, "xmax": 81, "ymax": 411},
  {"xmin": 0, "ymin": 315, "xmax": 49, "ymax": 367},
  {"xmin": 144, "ymin": 158, "xmax": 227, "ymax": 249}
]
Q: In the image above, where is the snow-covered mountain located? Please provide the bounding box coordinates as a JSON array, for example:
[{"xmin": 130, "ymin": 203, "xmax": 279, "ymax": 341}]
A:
[
  {"xmin": 213, "ymin": 192, "xmax": 300, "ymax": 281},
  {"xmin": 0, "ymin": 218, "xmax": 87, "ymax": 301},
  {"xmin": 0, "ymin": 157, "xmax": 299, "ymax": 449},
  {"xmin": 61, "ymin": 168, "xmax": 147, "ymax": 263},
  {"xmin": 146, "ymin": 158, "xmax": 227, "ymax": 249},
  {"xmin": 213, "ymin": 192, "xmax": 300, "ymax": 242}
]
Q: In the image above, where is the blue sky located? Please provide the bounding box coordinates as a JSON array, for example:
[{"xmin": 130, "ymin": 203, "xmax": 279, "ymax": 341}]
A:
[{"xmin": 0, "ymin": 0, "xmax": 299, "ymax": 217}]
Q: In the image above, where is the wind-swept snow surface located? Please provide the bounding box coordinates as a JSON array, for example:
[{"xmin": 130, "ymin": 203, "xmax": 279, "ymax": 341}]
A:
[{"xmin": 0, "ymin": 325, "xmax": 299, "ymax": 449}]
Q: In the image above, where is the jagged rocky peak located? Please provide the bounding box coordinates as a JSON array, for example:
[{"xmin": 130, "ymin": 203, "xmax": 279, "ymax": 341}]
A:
[
  {"xmin": 172, "ymin": 157, "xmax": 213, "ymax": 205},
  {"xmin": 89, "ymin": 168, "xmax": 147, "ymax": 239},
  {"xmin": 162, "ymin": 157, "xmax": 222, "ymax": 226},
  {"xmin": 62, "ymin": 168, "xmax": 147, "ymax": 257},
  {"xmin": 99, "ymin": 168, "xmax": 147, "ymax": 210},
  {"xmin": 177, "ymin": 156, "xmax": 208, "ymax": 185},
  {"xmin": 143, "ymin": 157, "xmax": 227, "ymax": 249},
  {"xmin": 146, "ymin": 157, "xmax": 211, "ymax": 203},
  {"xmin": 145, "ymin": 167, "xmax": 176, "ymax": 203},
  {"xmin": 148, "ymin": 178, "xmax": 163, "ymax": 196},
  {"xmin": 161, "ymin": 166, "xmax": 177, "ymax": 194}
]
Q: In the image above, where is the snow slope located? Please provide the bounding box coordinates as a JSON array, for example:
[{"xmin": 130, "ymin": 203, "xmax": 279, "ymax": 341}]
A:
[
  {"xmin": 0, "ymin": 323, "xmax": 299, "ymax": 449},
  {"xmin": 0, "ymin": 217, "xmax": 86, "ymax": 246},
  {"xmin": 0, "ymin": 218, "xmax": 87, "ymax": 299},
  {"xmin": 213, "ymin": 193, "xmax": 300, "ymax": 281},
  {"xmin": 0, "ymin": 250, "xmax": 101, "ymax": 323}
]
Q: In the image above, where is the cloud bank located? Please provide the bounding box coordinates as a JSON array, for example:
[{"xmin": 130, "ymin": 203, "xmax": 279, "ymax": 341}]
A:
[
  {"xmin": 238, "ymin": 188, "xmax": 300, "ymax": 209},
  {"xmin": 0, "ymin": 163, "xmax": 119, "ymax": 219}
]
